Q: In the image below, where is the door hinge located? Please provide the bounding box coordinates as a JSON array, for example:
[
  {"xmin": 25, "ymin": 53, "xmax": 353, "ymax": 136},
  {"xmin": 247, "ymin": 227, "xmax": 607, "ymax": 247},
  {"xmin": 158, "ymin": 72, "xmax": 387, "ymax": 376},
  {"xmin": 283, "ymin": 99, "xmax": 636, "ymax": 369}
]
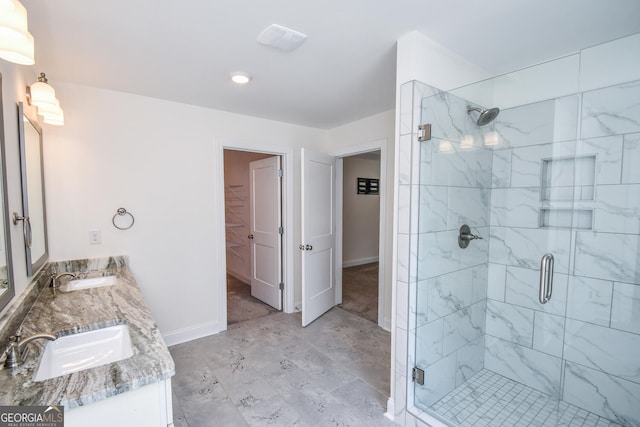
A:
[
  {"xmin": 278, "ymin": 226, "xmax": 284, "ymax": 235},
  {"xmin": 279, "ymin": 282, "xmax": 284, "ymax": 290},
  {"xmin": 277, "ymin": 169, "xmax": 283, "ymax": 177},
  {"xmin": 412, "ymin": 367, "xmax": 425, "ymax": 385},
  {"xmin": 418, "ymin": 124, "xmax": 431, "ymax": 142}
]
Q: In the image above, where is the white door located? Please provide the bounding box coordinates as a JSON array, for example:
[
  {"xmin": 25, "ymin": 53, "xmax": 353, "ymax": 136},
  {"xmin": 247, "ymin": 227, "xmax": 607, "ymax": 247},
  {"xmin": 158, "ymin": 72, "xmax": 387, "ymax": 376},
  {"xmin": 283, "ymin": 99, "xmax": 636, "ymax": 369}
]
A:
[
  {"xmin": 301, "ymin": 148, "xmax": 336, "ymax": 326},
  {"xmin": 249, "ymin": 156, "xmax": 282, "ymax": 310}
]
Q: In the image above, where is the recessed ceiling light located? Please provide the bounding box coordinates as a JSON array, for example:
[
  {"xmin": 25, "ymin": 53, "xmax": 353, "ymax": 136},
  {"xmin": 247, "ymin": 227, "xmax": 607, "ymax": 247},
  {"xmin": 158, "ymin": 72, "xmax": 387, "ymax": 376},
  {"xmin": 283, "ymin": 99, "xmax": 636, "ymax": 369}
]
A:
[{"xmin": 231, "ymin": 72, "xmax": 251, "ymax": 85}]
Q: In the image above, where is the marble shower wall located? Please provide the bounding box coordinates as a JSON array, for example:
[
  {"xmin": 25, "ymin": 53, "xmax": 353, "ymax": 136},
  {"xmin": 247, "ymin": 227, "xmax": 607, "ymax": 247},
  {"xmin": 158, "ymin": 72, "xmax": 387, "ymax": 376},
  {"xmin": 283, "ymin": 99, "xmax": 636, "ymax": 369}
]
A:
[
  {"xmin": 485, "ymin": 79, "xmax": 640, "ymax": 426},
  {"xmin": 412, "ymin": 89, "xmax": 494, "ymax": 409}
]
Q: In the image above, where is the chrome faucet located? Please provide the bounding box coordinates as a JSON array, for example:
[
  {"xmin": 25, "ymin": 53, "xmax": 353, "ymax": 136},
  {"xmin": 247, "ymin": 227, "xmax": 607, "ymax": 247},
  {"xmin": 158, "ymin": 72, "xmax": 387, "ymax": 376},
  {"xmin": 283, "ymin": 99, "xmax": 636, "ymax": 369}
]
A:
[
  {"xmin": 49, "ymin": 272, "xmax": 77, "ymax": 288},
  {"xmin": 2, "ymin": 330, "xmax": 57, "ymax": 369}
]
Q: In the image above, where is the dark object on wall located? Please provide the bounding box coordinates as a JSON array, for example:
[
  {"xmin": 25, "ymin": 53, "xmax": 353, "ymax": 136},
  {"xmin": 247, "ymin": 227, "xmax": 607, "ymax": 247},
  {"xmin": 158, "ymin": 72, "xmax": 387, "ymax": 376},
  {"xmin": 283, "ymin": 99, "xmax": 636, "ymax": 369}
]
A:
[{"xmin": 357, "ymin": 178, "xmax": 379, "ymax": 195}]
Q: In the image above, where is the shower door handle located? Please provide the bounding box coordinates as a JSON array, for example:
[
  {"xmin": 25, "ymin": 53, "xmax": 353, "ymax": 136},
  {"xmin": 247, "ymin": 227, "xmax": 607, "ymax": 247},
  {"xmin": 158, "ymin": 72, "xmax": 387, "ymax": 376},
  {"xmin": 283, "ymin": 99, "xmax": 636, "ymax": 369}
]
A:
[{"xmin": 539, "ymin": 253, "xmax": 554, "ymax": 304}]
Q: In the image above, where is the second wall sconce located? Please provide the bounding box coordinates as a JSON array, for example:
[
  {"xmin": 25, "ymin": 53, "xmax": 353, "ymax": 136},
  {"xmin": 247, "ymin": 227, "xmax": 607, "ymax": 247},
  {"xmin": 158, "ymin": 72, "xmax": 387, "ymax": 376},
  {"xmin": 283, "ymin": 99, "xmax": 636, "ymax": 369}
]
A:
[
  {"xmin": 27, "ymin": 72, "xmax": 64, "ymax": 126},
  {"xmin": 0, "ymin": 0, "xmax": 35, "ymax": 65}
]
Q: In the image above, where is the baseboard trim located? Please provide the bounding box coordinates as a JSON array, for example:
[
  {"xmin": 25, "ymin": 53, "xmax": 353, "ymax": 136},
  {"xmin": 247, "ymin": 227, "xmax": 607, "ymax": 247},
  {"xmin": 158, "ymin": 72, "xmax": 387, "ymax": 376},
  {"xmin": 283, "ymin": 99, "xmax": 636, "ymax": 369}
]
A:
[
  {"xmin": 384, "ymin": 398, "xmax": 395, "ymax": 421},
  {"xmin": 342, "ymin": 256, "xmax": 379, "ymax": 268},
  {"xmin": 162, "ymin": 320, "xmax": 222, "ymax": 347}
]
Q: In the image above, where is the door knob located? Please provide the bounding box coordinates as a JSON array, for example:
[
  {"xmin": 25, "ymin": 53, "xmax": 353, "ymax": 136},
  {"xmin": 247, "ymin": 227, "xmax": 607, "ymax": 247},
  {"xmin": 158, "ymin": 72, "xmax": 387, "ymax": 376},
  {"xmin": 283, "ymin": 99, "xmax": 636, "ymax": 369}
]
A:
[
  {"xmin": 299, "ymin": 244, "xmax": 304, "ymax": 250},
  {"xmin": 248, "ymin": 234, "xmax": 254, "ymax": 239},
  {"xmin": 305, "ymin": 244, "xmax": 313, "ymax": 251}
]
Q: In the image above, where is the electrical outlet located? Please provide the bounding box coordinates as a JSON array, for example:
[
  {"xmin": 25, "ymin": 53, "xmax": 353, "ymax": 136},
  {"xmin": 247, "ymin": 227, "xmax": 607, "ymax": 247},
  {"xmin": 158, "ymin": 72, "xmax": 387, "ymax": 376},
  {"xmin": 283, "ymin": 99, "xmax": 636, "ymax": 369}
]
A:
[{"xmin": 89, "ymin": 229, "xmax": 101, "ymax": 245}]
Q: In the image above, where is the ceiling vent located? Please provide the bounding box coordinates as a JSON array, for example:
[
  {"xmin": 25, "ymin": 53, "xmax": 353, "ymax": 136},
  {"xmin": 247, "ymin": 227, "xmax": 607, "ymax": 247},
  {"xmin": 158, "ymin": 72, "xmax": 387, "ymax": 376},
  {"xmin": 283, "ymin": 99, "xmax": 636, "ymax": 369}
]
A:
[{"xmin": 257, "ymin": 24, "xmax": 307, "ymax": 52}]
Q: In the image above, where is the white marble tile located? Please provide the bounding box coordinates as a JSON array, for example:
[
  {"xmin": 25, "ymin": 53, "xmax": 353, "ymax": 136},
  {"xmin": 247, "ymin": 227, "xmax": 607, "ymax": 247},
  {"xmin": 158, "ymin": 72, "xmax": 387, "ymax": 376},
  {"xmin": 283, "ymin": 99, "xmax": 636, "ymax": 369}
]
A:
[
  {"xmin": 490, "ymin": 187, "xmax": 540, "ymax": 228},
  {"xmin": 611, "ymin": 282, "xmax": 640, "ymax": 335},
  {"xmin": 414, "ymin": 280, "xmax": 428, "ymax": 329},
  {"xmin": 397, "ymin": 234, "xmax": 409, "ymax": 283},
  {"xmin": 553, "ymin": 94, "xmax": 580, "ymax": 142},
  {"xmin": 409, "ymin": 234, "xmax": 419, "ymax": 283},
  {"xmin": 564, "ymin": 318, "xmax": 640, "ymax": 384},
  {"xmin": 414, "ymin": 352, "xmax": 457, "ymax": 407},
  {"xmin": 411, "ymin": 136, "xmax": 422, "ymax": 188},
  {"xmin": 455, "ymin": 335, "xmax": 484, "ymax": 387},
  {"xmin": 563, "ymin": 361, "xmax": 640, "ymax": 426},
  {"xmin": 398, "ymin": 134, "xmax": 412, "ymax": 185},
  {"xmin": 505, "ymin": 266, "xmax": 569, "ymax": 316},
  {"xmin": 426, "ymin": 268, "xmax": 473, "ymax": 321},
  {"xmin": 447, "ymin": 187, "xmax": 490, "ymax": 229},
  {"xmin": 576, "ymin": 135, "xmax": 624, "ymax": 185},
  {"xmin": 493, "ymin": 99, "xmax": 555, "ymax": 148},
  {"xmin": 415, "ymin": 319, "xmax": 444, "ymax": 367},
  {"xmin": 418, "ymin": 228, "xmax": 489, "ymax": 279},
  {"xmin": 580, "ymin": 33, "xmax": 640, "ymax": 92},
  {"xmin": 574, "ymin": 231, "xmax": 640, "ymax": 284},
  {"xmin": 418, "ymin": 186, "xmax": 448, "ymax": 233},
  {"xmin": 532, "ymin": 311, "xmax": 564, "ymax": 357},
  {"xmin": 397, "ymin": 184, "xmax": 411, "ymax": 234},
  {"xmin": 397, "ymin": 280, "xmax": 409, "ymax": 331},
  {"xmin": 489, "ymin": 226, "xmax": 572, "ymax": 273},
  {"xmin": 395, "ymin": 325, "xmax": 408, "ymax": 377},
  {"xmin": 442, "ymin": 300, "xmax": 485, "ymax": 355},
  {"xmin": 409, "ymin": 185, "xmax": 421, "ymax": 235},
  {"xmin": 419, "ymin": 138, "xmax": 433, "ymax": 186},
  {"xmin": 486, "ymin": 299, "xmax": 534, "ymax": 346},
  {"xmin": 471, "ymin": 264, "xmax": 487, "ymax": 304},
  {"xmin": 429, "ymin": 138, "xmax": 493, "ymax": 189},
  {"xmin": 487, "ymin": 263, "xmax": 506, "ymax": 301},
  {"xmin": 594, "ymin": 184, "xmax": 640, "ymax": 234},
  {"xmin": 581, "ymin": 80, "xmax": 640, "ymax": 139},
  {"xmin": 421, "ymin": 91, "xmax": 467, "ymax": 142},
  {"xmin": 484, "ymin": 335, "xmax": 562, "ymax": 396},
  {"xmin": 510, "ymin": 140, "xmax": 576, "ymax": 188},
  {"xmin": 566, "ymin": 275, "xmax": 613, "ymax": 327},
  {"xmin": 622, "ymin": 132, "xmax": 640, "ymax": 184},
  {"xmin": 491, "ymin": 149, "xmax": 512, "ymax": 188}
]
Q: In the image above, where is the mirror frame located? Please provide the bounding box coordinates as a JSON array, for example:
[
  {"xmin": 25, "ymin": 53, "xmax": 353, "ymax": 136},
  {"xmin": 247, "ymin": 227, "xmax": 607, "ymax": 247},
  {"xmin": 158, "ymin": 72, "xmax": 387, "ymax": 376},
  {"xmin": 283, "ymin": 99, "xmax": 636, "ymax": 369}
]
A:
[
  {"xmin": 0, "ymin": 74, "xmax": 15, "ymax": 309},
  {"xmin": 17, "ymin": 101, "xmax": 48, "ymax": 276}
]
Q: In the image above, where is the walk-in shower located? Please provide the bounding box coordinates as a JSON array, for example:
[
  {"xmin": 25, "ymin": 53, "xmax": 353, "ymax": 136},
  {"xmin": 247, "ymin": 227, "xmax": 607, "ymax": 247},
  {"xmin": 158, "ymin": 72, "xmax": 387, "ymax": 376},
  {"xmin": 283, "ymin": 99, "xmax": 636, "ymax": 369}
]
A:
[{"xmin": 400, "ymin": 34, "xmax": 640, "ymax": 427}]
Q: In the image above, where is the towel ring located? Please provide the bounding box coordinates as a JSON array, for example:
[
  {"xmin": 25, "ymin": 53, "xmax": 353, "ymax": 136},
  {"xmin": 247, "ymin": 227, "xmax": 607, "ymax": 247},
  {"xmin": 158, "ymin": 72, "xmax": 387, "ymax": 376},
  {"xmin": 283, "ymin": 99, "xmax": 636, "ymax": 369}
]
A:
[{"xmin": 112, "ymin": 208, "xmax": 135, "ymax": 230}]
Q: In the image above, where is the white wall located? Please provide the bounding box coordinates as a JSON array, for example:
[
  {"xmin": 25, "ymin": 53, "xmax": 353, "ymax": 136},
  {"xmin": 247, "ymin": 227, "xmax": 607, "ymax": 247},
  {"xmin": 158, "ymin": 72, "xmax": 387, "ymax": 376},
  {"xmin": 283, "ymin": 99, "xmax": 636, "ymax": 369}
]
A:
[
  {"xmin": 41, "ymin": 83, "xmax": 324, "ymax": 345},
  {"xmin": 342, "ymin": 155, "xmax": 380, "ymax": 266}
]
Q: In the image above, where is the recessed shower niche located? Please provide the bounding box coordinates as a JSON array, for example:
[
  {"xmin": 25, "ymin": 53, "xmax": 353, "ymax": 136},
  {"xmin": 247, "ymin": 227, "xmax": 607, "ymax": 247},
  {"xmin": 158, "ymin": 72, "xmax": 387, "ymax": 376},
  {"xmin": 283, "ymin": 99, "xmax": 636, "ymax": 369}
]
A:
[{"xmin": 539, "ymin": 155, "xmax": 595, "ymax": 229}]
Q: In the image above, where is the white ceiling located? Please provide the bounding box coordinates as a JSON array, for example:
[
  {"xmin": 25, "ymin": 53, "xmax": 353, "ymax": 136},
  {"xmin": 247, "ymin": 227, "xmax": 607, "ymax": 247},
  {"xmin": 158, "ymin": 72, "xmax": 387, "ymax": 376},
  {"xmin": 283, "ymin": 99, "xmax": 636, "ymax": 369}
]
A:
[{"xmin": 21, "ymin": 0, "xmax": 640, "ymax": 129}]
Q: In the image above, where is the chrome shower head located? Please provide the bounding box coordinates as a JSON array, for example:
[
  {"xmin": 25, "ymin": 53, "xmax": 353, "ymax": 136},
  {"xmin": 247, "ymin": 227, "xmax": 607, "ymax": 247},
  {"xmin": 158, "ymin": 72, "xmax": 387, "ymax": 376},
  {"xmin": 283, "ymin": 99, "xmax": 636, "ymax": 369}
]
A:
[{"xmin": 467, "ymin": 105, "xmax": 500, "ymax": 126}]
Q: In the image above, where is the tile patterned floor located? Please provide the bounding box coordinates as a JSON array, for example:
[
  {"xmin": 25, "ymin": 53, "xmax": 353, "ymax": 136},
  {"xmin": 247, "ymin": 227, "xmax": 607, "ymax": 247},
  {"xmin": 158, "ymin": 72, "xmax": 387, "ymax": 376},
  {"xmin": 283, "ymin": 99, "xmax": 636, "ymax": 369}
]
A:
[
  {"xmin": 170, "ymin": 307, "xmax": 394, "ymax": 426},
  {"xmin": 428, "ymin": 369, "xmax": 622, "ymax": 427}
]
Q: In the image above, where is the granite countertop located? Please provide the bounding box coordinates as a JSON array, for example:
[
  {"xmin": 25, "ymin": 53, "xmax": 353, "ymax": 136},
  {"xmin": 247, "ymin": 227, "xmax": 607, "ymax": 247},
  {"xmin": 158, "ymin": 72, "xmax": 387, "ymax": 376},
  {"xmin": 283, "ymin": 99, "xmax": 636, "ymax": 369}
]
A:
[{"xmin": 0, "ymin": 262, "xmax": 175, "ymax": 409}]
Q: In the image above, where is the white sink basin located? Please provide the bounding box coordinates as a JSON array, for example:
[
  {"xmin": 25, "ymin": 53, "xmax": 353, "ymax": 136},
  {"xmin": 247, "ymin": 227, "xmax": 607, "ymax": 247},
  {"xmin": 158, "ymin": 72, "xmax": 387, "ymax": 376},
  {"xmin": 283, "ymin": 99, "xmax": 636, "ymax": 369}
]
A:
[
  {"xmin": 60, "ymin": 275, "xmax": 117, "ymax": 292},
  {"xmin": 34, "ymin": 324, "xmax": 133, "ymax": 381}
]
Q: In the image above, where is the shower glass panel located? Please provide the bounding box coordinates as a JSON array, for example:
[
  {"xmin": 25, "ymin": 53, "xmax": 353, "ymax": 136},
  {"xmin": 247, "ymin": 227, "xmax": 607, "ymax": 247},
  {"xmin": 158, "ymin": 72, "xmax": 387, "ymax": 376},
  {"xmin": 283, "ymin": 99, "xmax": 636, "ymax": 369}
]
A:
[{"xmin": 411, "ymin": 35, "xmax": 640, "ymax": 427}]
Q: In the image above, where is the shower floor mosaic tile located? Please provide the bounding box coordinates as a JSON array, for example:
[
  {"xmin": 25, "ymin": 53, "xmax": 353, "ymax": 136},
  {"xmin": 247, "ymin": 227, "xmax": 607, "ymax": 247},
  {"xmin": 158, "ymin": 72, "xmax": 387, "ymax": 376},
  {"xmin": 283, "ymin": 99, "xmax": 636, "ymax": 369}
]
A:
[{"xmin": 429, "ymin": 369, "xmax": 621, "ymax": 427}]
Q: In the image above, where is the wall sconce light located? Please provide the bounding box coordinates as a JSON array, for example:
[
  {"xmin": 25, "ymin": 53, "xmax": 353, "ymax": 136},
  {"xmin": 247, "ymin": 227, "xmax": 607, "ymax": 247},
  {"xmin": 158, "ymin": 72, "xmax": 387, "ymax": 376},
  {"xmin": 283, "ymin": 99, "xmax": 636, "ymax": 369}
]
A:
[
  {"xmin": 0, "ymin": 0, "xmax": 35, "ymax": 65},
  {"xmin": 27, "ymin": 73, "xmax": 65, "ymax": 126}
]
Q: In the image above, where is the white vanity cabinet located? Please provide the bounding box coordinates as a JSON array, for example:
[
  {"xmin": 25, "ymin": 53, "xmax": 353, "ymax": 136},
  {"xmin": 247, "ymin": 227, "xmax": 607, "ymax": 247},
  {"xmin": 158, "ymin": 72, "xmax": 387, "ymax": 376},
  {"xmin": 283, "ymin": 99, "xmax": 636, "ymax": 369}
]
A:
[{"xmin": 65, "ymin": 378, "xmax": 173, "ymax": 427}]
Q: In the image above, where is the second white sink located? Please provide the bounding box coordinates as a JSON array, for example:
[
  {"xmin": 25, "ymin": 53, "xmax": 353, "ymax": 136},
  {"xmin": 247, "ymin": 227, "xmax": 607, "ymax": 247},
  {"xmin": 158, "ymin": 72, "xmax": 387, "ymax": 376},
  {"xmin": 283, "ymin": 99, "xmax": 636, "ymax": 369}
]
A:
[
  {"xmin": 60, "ymin": 275, "xmax": 116, "ymax": 292},
  {"xmin": 34, "ymin": 324, "xmax": 133, "ymax": 381}
]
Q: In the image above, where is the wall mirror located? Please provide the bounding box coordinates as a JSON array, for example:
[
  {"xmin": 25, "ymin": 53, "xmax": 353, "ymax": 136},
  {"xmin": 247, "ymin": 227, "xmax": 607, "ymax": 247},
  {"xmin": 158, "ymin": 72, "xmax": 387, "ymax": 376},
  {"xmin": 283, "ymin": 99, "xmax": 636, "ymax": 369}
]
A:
[
  {"xmin": 0, "ymin": 74, "xmax": 15, "ymax": 310},
  {"xmin": 16, "ymin": 101, "xmax": 48, "ymax": 276}
]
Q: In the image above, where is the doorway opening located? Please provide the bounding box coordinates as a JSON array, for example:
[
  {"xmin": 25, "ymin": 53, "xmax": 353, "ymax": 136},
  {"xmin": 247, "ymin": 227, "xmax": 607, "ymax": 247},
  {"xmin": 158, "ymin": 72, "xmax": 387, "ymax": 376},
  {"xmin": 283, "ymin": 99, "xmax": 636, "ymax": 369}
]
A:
[
  {"xmin": 338, "ymin": 151, "xmax": 381, "ymax": 324},
  {"xmin": 223, "ymin": 149, "xmax": 283, "ymax": 326}
]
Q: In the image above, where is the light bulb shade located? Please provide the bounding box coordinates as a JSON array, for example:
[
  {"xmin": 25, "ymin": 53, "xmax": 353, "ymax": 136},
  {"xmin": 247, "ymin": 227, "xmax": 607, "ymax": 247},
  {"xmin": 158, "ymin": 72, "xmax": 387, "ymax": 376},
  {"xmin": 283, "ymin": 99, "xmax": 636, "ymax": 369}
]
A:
[
  {"xmin": 43, "ymin": 111, "xmax": 64, "ymax": 126},
  {"xmin": 30, "ymin": 80, "xmax": 57, "ymax": 109},
  {"xmin": 0, "ymin": 0, "xmax": 35, "ymax": 65},
  {"xmin": 36, "ymin": 98, "xmax": 61, "ymax": 117}
]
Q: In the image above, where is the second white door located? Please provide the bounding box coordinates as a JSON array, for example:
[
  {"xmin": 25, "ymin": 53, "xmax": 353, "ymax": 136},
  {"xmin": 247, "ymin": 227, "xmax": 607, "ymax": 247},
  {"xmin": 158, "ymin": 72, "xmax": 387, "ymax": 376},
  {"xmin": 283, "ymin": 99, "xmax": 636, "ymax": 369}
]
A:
[{"xmin": 249, "ymin": 156, "xmax": 282, "ymax": 310}]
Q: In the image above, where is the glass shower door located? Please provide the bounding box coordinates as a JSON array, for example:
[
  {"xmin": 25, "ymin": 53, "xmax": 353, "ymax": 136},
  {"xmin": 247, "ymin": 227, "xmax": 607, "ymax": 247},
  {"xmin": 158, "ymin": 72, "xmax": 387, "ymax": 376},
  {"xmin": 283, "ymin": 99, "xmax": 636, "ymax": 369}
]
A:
[{"xmin": 412, "ymin": 88, "xmax": 577, "ymax": 426}]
